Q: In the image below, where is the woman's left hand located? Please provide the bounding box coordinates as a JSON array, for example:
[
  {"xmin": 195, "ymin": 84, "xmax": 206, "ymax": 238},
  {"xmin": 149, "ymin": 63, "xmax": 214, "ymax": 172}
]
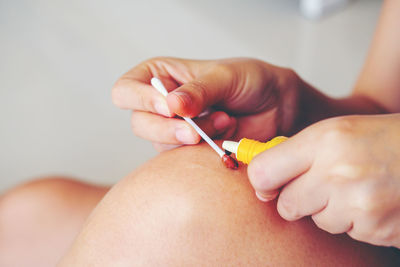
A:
[{"xmin": 248, "ymin": 114, "xmax": 400, "ymax": 248}]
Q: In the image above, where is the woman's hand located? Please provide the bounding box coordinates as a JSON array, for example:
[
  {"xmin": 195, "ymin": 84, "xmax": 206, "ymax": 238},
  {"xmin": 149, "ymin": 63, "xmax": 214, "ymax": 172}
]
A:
[
  {"xmin": 248, "ymin": 114, "xmax": 400, "ymax": 248},
  {"xmin": 112, "ymin": 57, "xmax": 300, "ymax": 151}
]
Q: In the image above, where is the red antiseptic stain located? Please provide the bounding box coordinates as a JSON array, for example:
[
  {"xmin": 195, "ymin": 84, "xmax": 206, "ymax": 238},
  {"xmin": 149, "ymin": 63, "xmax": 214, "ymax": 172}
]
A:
[{"xmin": 222, "ymin": 154, "xmax": 239, "ymax": 170}]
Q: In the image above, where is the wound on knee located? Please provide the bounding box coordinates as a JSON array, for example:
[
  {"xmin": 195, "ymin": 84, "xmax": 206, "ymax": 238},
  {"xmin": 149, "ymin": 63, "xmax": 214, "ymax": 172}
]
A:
[{"xmin": 222, "ymin": 154, "xmax": 239, "ymax": 170}]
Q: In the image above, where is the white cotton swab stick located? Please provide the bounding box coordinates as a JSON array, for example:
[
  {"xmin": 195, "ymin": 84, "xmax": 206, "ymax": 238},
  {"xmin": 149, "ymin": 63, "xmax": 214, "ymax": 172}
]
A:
[{"xmin": 151, "ymin": 77, "xmax": 225, "ymax": 158}]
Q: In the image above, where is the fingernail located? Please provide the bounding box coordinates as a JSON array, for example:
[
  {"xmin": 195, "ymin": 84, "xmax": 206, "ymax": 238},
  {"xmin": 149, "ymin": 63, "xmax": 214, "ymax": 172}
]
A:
[
  {"xmin": 255, "ymin": 191, "xmax": 278, "ymax": 202},
  {"xmin": 175, "ymin": 126, "xmax": 196, "ymax": 144},
  {"xmin": 172, "ymin": 91, "xmax": 192, "ymax": 107},
  {"xmin": 213, "ymin": 113, "xmax": 231, "ymax": 132},
  {"xmin": 154, "ymin": 102, "xmax": 171, "ymax": 117}
]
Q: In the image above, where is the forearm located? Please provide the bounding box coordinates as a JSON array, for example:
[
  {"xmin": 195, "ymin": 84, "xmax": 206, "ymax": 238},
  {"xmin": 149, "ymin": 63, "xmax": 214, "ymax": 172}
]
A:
[
  {"xmin": 353, "ymin": 0, "xmax": 400, "ymax": 112},
  {"xmin": 294, "ymin": 78, "xmax": 387, "ymax": 132}
]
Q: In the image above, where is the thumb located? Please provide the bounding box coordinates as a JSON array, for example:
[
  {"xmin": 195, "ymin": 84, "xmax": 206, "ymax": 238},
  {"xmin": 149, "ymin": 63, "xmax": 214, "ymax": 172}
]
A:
[
  {"xmin": 247, "ymin": 129, "xmax": 316, "ymax": 202},
  {"xmin": 166, "ymin": 71, "xmax": 231, "ymax": 118}
]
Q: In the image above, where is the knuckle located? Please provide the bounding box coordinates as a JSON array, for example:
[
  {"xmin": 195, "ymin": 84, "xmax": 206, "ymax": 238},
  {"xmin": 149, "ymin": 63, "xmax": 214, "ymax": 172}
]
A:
[
  {"xmin": 140, "ymin": 92, "xmax": 154, "ymax": 112},
  {"xmin": 283, "ymin": 68, "xmax": 299, "ymax": 84},
  {"xmin": 347, "ymin": 217, "xmax": 386, "ymax": 244},
  {"xmin": 247, "ymin": 161, "xmax": 268, "ymax": 189},
  {"xmin": 355, "ymin": 191, "xmax": 373, "ymax": 211},
  {"xmin": 278, "ymin": 67, "xmax": 300, "ymax": 97},
  {"xmin": 370, "ymin": 225, "xmax": 395, "ymax": 246},
  {"xmin": 312, "ymin": 215, "xmax": 333, "ymax": 234},
  {"xmin": 277, "ymin": 193, "xmax": 299, "ymax": 221},
  {"xmin": 327, "ymin": 161, "xmax": 364, "ymax": 180},
  {"xmin": 365, "ymin": 192, "xmax": 382, "ymax": 213},
  {"xmin": 347, "ymin": 230, "xmax": 362, "ymax": 242},
  {"xmin": 111, "ymin": 78, "xmax": 126, "ymax": 107},
  {"xmin": 130, "ymin": 112, "xmax": 141, "ymax": 136},
  {"xmin": 152, "ymin": 142, "xmax": 168, "ymax": 152},
  {"xmin": 320, "ymin": 117, "xmax": 354, "ymax": 144},
  {"xmin": 213, "ymin": 62, "xmax": 234, "ymax": 77},
  {"xmin": 153, "ymin": 143, "xmax": 181, "ymax": 152},
  {"xmin": 136, "ymin": 56, "xmax": 168, "ymax": 68},
  {"xmin": 148, "ymin": 56, "xmax": 169, "ymax": 63},
  {"xmin": 285, "ymin": 67, "xmax": 297, "ymax": 78},
  {"xmin": 347, "ymin": 224, "xmax": 370, "ymax": 244},
  {"xmin": 352, "ymin": 189, "xmax": 383, "ymax": 217},
  {"xmin": 189, "ymin": 79, "xmax": 209, "ymax": 103},
  {"xmin": 144, "ymin": 56, "xmax": 176, "ymax": 69}
]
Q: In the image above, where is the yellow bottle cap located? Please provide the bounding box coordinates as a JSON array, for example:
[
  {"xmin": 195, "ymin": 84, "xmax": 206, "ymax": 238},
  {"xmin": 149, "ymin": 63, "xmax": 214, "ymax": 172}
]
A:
[{"xmin": 236, "ymin": 136, "xmax": 287, "ymax": 164}]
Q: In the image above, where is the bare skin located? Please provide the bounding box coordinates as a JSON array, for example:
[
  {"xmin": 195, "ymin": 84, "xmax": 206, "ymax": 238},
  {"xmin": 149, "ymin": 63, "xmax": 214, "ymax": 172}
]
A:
[
  {"xmin": 354, "ymin": 0, "xmax": 400, "ymax": 112},
  {"xmin": 58, "ymin": 142, "xmax": 400, "ymax": 266},
  {"xmin": 249, "ymin": 113, "xmax": 400, "ymax": 248},
  {"xmin": 0, "ymin": 177, "xmax": 108, "ymax": 267}
]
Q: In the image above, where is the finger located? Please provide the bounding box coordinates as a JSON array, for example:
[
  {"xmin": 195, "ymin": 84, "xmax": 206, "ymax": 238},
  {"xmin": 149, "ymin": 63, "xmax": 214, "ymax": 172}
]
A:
[
  {"xmin": 152, "ymin": 142, "xmax": 182, "ymax": 152},
  {"xmin": 193, "ymin": 111, "xmax": 237, "ymax": 140},
  {"xmin": 233, "ymin": 108, "xmax": 278, "ymax": 141},
  {"xmin": 166, "ymin": 67, "xmax": 233, "ymax": 118},
  {"xmin": 312, "ymin": 200, "xmax": 352, "ymax": 235},
  {"xmin": 112, "ymin": 77, "xmax": 175, "ymax": 117},
  {"xmin": 220, "ymin": 116, "xmax": 237, "ymax": 140},
  {"xmin": 247, "ymin": 128, "xmax": 316, "ymax": 198},
  {"xmin": 276, "ymin": 171, "xmax": 329, "ymax": 221},
  {"xmin": 132, "ymin": 110, "xmax": 237, "ymax": 145},
  {"xmin": 131, "ymin": 111, "xmax": 200, "ymax": 144}
]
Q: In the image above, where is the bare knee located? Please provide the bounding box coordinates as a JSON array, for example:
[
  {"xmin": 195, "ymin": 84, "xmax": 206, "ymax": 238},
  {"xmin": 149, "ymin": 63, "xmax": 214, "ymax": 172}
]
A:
[
  {"xmin": 61, "ymin": 144, "xmax": 400, "ymax": 266},
  {"xmin": 1, "ymin": 177, "xmax": 71, "ymax": 224},
  {"xmin": 60, "ymin": 148, "xmax": 259, "ymax": 265},
  {"xmin": 0, "ymin": 177, "xmax": 105, "ymax": 224},
  {"xmin": 0, "ymin": 177, "xmax": 108, "ymax": 267}
]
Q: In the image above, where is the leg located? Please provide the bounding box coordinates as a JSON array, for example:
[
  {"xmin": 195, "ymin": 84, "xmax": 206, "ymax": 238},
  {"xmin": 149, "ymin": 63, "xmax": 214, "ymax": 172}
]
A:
[
  {"xmin": 0, "ymin": 177, "xmax": 108, "ymax": 267},
  {"xmin": 60, "ymin": 142, "xmax": 400, "ymax": 266}
]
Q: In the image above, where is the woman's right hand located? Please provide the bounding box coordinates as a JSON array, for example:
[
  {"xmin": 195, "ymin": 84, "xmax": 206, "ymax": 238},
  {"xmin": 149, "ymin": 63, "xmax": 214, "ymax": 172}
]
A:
[{"xmin": 112, "ymin": 57, "xmax": 301, "ymax": 151}]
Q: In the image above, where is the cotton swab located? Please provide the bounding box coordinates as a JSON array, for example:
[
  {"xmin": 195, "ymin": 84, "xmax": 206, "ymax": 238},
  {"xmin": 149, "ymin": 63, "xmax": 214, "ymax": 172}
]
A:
[{"xmin": 151, "ymin": 77, "xmax": 226, "ymax": 158}]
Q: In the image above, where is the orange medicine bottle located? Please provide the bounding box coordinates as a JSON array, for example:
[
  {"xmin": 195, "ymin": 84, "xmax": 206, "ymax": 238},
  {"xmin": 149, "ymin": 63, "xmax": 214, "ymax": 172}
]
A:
[{"xmin": 222, "ymin": 136, "xmax": 288, "ymax": 165}]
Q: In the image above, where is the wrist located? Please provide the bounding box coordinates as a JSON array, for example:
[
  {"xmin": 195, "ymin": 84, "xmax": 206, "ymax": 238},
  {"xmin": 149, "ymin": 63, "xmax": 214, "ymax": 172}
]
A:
[{"xmin": 293, "ymin": 78, "xmax": 388, "ymax": 133}]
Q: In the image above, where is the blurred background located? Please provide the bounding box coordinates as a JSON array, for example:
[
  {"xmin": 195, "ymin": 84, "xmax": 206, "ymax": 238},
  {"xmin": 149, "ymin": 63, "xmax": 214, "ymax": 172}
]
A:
[{"xmin": 0, "ymin": 0, "xmax": 382, "ymax": 192}]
